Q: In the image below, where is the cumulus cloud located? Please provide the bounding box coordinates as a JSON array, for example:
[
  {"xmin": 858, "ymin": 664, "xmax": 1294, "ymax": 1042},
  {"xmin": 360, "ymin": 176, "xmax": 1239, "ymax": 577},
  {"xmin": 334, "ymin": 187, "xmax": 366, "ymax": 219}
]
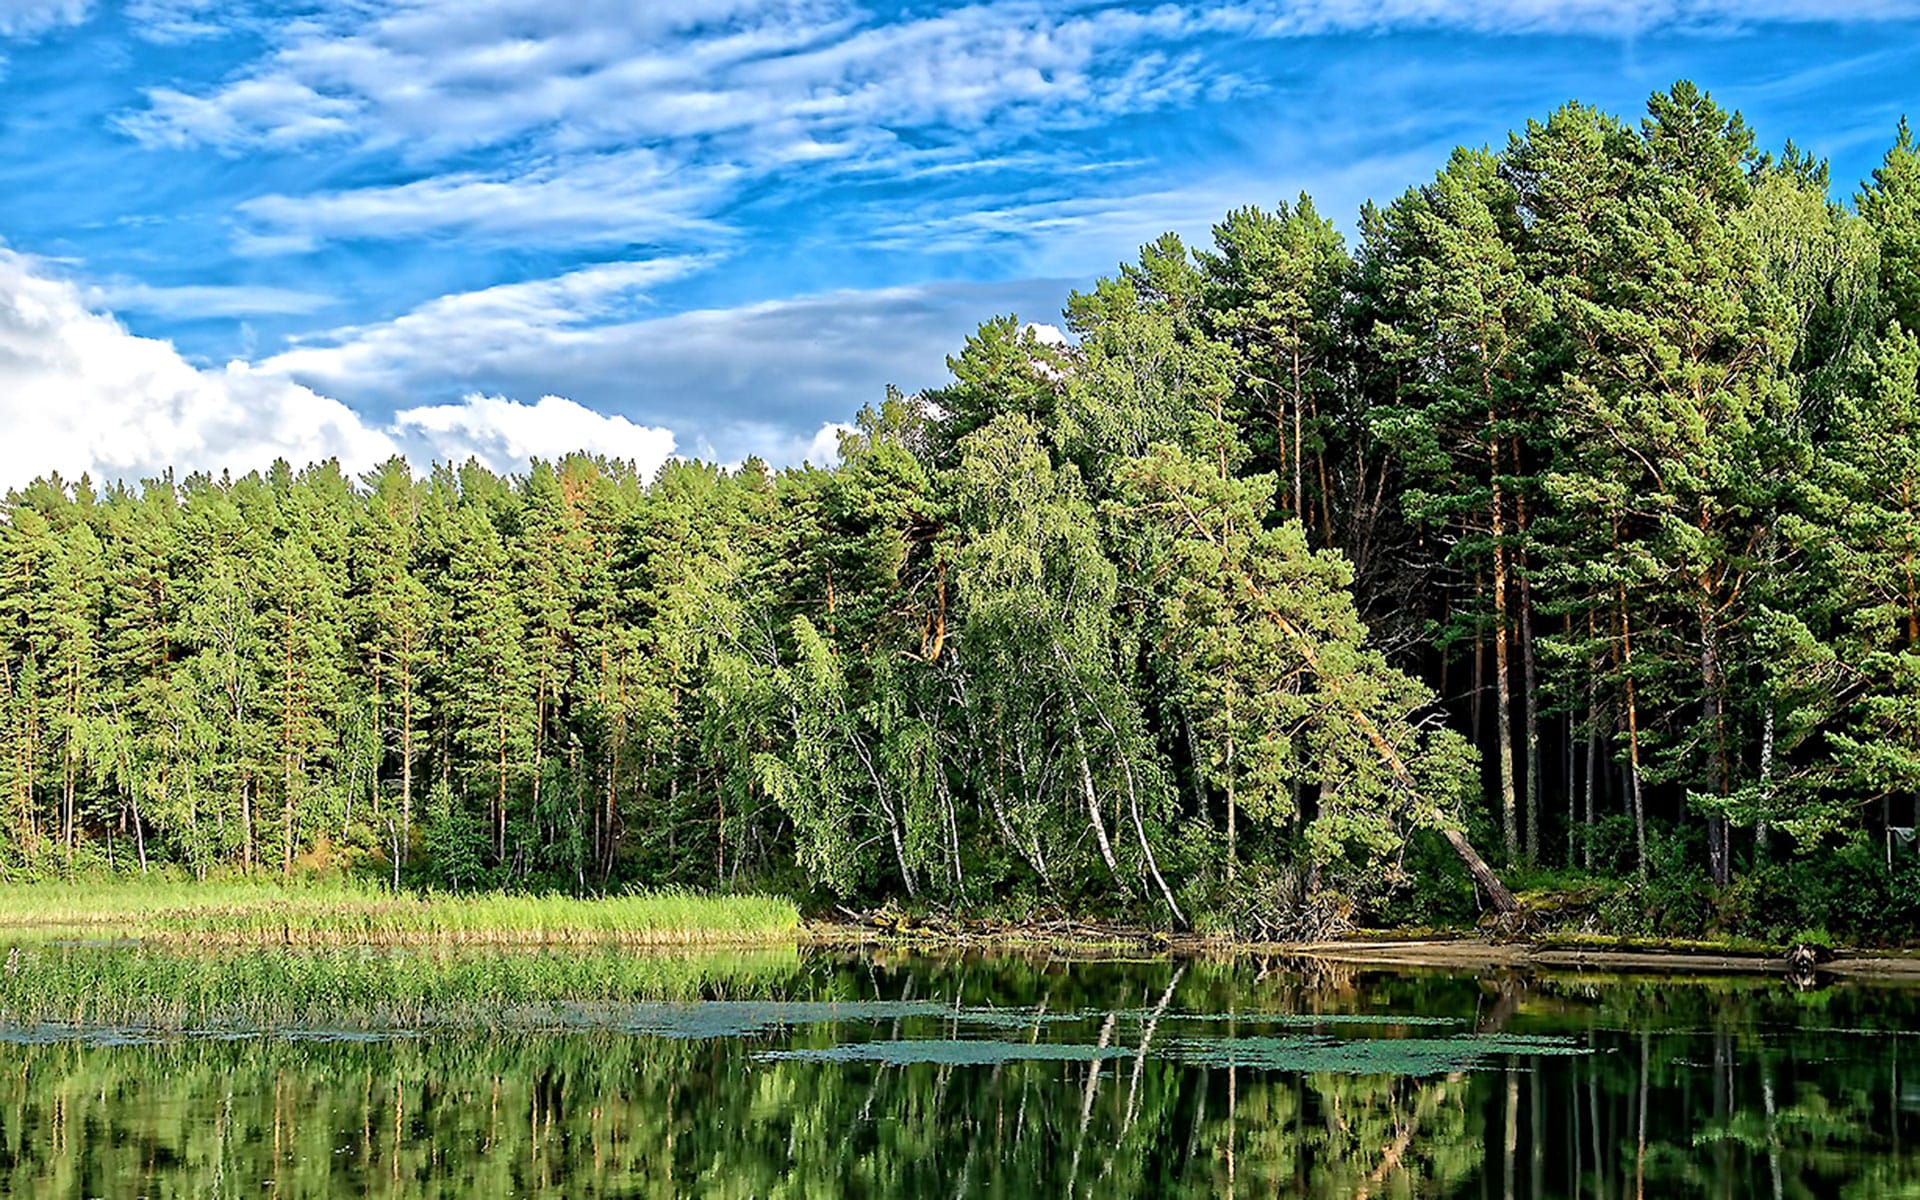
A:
[
  {"xmin": 391, "ymin": 394, "xmax": 675, "ymax": 476},
  {"xmin": 0, "ymin": 248, "xmax": 394, "ymax": 487},
  {"xmin": 0, "ymin": 249, "xmax": 684, "ymax": 488}
]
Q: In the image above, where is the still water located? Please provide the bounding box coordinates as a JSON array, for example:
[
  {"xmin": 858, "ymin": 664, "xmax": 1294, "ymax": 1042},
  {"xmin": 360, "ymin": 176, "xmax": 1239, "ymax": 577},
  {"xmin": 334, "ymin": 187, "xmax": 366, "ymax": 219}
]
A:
[{"xmin": 0, "ymin": 946, "xmax": 1915, "ymax": 1197}]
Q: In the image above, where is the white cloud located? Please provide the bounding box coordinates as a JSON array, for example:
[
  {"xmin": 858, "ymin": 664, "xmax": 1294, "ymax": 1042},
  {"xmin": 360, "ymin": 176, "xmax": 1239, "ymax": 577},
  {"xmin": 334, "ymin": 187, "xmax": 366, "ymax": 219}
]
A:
[
  {"xmin": 804, "ymin": 422, "xmax": 855, "ymax": 466},
  {"xmin": 0, "ymin": 249, "xmax": 686, "ymax": 488},
  {"xmin": 1239, "ymin": 0, "xmax": 1920, "ymax": 36},
  {"xmin": 124, "ymin": 2, "xmax": 1217, "ymax": 156},
  {"xmin": 708, "ymin": 419, "xmax": 856, "ymax": 469},
  {"xmin": 84, "ymin": 279, "xmax": 333, "ymax": 317},
  {"xmin": 115, "ymin": 1, "xmax": 1252, "ymax": 253},
  {"xmin": 125, "ymin": 0, "xmax": 228, "ymax": 42},
  {"xmin": 235, "ymin": 151, "xmax": 734, "ymax": 253},
  {"xmin": 261, "ymin": 269, "xmax": 1074, "ymax": 461},
  {"xmin": 117, "ymin": 78, "xmax": 360, "ymax": 152},
  {"xmin": 0, "ymin": 248, "xmax": 395, "ymax": 486},
  {"xmin": 262, "ymin": 257, "xmax": 710, "ymax": 385},
  {"xmin": 0, "ymin": 0, "xmax": 88, "ymax": 38},
  {"xmin": 117, "ymin": 0, "xmax": 1920, "ymax": 157},
  {"xmin": 122, "ymin": 0, "xmax": 1915, "ymax": 255},
  {"xmin": 392, "ymin": 394, "xmax": 675, "ymax": 476}
]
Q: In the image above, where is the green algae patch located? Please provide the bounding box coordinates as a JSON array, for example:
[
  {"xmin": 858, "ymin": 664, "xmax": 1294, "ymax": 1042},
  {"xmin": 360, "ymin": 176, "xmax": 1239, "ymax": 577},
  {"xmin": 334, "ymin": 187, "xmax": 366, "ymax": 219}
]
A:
[
  {"xmin": 759, "ymin": 1040, "xmax": 1140, "ymax": 1066},
  {"xmin": 1167, "ymin": 1032, "xmax": 1590, "ymax": 1074}
]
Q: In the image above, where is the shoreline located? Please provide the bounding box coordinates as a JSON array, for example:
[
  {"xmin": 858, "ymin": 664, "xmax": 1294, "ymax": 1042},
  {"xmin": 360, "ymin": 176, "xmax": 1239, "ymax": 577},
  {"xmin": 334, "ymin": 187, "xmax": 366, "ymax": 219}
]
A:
[{"xmin": 801, "ymin": 923, "xmax": 1920, "ymax": 979}]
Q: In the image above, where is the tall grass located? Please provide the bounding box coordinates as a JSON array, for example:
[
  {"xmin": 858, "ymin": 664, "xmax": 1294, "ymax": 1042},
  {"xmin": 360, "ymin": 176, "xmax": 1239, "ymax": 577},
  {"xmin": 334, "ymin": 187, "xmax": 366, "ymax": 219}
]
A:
[
  {"xmin": 0, "ymin": 943, "xmax": 805, "ymax": 1031},
  {"xmin": 0, "ymin": 877, "xmax": 802, "ymax": 945}
]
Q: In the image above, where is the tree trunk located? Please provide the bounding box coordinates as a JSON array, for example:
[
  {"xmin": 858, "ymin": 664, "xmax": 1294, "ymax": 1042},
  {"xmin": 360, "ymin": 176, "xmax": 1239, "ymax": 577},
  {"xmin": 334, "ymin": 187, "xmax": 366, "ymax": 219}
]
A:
[
  {"xmin": 1620, "ymin": 586, "xmax": 1648, "ymax": 879},
  {"xmin": 1697, "ymin": 581, "xmax": 1732, "ymax": 887},
  {"xmin": 1291, "ymin": 346, "xmax": 1306, "ymax": 520},
  {"xmin": 400, "ymin": 664, "xmax": 414, "ymax": 872},
  {"xmin": 1082, "ymin": 695, "xmax": 1185, "ymax": 927},
  {"xmin": 1443, "ymin": 829, "xmax": 1521, "ymax": 914},
  {"xmin": 240, "ymin": 775, "xmax": 255, "ymax": 873},
  {"xmin": 1756, "ymin": 706, "xmax": 1775, "ymax": 859},
  {"xmin": 1517, "ymin": 479, "xmax": 1541, "ymax": 867},
  {"xmin": 1056, "ymin": 647, "xmax": 1123, "ymax": 885},
  {"xmin": 1583, "ymin": 656, "xmax": 1600, "ymax": 873},
  {"xmin": 1069, "ymin": 719, "xmax": 1122, "ymax": 882},
  {"xmin": 1172, "ymin": 497, "xmax": 1521, "ymax": 914},
  {"xmin": 1490, "ymin": 462, "xmax": 1519, "ymax": 864}
]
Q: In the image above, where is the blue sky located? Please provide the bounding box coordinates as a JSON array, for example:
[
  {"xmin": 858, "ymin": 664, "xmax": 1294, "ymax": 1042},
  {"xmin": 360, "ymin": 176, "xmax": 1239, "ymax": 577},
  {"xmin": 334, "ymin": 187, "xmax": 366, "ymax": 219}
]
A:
[{"xmin": 0, "ymin": 1, "xmax": 1917, "ymax": 485}]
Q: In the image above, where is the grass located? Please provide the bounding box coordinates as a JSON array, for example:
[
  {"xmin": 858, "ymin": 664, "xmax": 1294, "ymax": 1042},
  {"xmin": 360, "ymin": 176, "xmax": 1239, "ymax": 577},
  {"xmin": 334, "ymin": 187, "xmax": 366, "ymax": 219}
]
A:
[
  {"xmin": 0, "ymin": 876, "xmax": 802, "ymax": 946},
  {"xmin": 0, "ymin": 943, "xmax": 804, "ymax": 1032},
  {"xmin": 1529, "ymin": 931, "xmax": 1782, "ymax": 956}
]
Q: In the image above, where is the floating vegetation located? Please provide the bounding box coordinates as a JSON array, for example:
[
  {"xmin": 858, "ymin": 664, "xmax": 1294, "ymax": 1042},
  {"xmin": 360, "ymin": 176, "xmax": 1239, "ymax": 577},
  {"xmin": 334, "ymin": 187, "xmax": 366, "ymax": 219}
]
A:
[
  {"xmin": 1167, "ymin": 1032, "xmax": 1591, "ymax": 1075},
  {"xmin": 602, "ymin": 1000, "xmax": 968, "ymax": 1039},
  {"xmin": 759, "ymin": 1040, "xmax": 1140, "ymax": 1066},
  {"xmin": 1148, "ymin": 1010, "xmax": 1465, "ymax": 1028},
  {"xmin": 760, "ymin": 1029, "xmax": 1590, "ymax": 1074}
]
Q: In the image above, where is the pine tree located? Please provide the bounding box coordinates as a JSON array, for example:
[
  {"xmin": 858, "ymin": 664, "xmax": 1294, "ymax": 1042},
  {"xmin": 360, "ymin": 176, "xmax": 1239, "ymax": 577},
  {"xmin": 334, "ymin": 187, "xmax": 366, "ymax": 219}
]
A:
[
  {"xmin": 1861, "ymin": 117, "xmax": 1920, "ymax": 336},
  {"xmin": 1368, "ymin": 147, "xmax": 1549, "ymax": 865},
  {"xmin": 1199, "ymin": 194, "xmax": 1349, "ymax": 531},
  {"xmin": 445, "ymin": 500, "xmax": 533, "ymax": 875},
  {"xmin": 352, "ymin": 457, "xmax": 433, "ymax": 871}
]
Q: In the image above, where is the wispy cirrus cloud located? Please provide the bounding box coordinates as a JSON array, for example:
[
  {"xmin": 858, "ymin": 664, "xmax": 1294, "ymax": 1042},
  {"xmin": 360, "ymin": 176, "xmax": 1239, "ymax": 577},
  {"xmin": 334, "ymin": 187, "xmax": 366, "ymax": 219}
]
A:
[
  {"xmin": 84, "ymin": 279, "xmax": 333, "ymax": 318},
  {"xmin": 122, "ymin": 3, "xmax": 1231, "ymax": 156},
  {"xmin": 262, "ymin": 256, "xmax": 715, "ymax": 386},
  {"xmin": 111, "ymin": 0, "xmax": 1920, "ymax": 261},
  {"xmin": 117, "ymin": 78, "xmax": 361, "ymax": 153},
  {"xmin": 260, "ymin": 263, "xmax": 1073, "ymax": 461},
  {"xmin": 233, "ymin": 150, "xmax": 737, "ymax": 254},
  {"xmin": 115, "ymin": 2, "xmax": 1261, "ymax": 255},
  {"xmin": 114, "ymin": 0, "xmax": 1920, "ymax": 152},
  {"xmin": 1224, "ymin": 0, "xmax": 1920, "ymax": 36}
]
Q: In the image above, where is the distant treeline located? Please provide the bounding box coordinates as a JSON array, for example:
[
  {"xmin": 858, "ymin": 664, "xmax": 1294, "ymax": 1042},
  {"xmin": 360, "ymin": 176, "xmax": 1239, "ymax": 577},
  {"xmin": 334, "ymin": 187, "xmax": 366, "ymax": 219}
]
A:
[{"xmin": 6, "ymin": 82, "xmax": 1920, "ymax": 935}]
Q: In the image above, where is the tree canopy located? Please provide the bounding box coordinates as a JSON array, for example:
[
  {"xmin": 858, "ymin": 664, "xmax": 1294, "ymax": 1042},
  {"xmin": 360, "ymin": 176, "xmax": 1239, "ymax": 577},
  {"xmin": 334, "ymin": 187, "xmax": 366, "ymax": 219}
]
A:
[{"xmin": 8, "ymin": 83, "xmax": 1920, "ymax": 939}]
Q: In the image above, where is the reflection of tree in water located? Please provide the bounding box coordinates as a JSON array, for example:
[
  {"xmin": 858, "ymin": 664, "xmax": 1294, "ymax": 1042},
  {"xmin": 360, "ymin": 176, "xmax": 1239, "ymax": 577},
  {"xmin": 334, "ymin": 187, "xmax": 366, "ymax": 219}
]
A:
[{"xmin": 1, "ymin": 954, "xmax": 1917, "ymax": 1197}]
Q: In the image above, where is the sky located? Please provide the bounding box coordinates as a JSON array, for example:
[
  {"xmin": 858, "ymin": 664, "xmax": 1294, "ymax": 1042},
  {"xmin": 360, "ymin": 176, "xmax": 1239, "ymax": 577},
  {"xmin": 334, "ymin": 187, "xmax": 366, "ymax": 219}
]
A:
[{"xmin": 0, "ymin": 1, "xmax": 1917, "ymax": 488}]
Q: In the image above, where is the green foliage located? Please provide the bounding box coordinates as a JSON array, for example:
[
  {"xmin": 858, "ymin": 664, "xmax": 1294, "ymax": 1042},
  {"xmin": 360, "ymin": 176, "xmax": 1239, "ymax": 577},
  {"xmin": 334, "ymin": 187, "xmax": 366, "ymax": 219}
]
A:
[
  {"xmin": 10, "ymin": 82, "xmax": 1920, "ymax": 942},
  {"xmin": 0, "ymin": 876, "xmax": 800, "ymax": 945}
]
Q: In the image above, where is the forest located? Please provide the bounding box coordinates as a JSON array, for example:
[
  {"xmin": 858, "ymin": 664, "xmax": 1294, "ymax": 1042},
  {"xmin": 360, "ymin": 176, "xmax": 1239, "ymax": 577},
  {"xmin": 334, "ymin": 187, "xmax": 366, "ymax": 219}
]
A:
[{"xmin": 6, "ymin": 82, "xmax": 1920, "ymax": 942}]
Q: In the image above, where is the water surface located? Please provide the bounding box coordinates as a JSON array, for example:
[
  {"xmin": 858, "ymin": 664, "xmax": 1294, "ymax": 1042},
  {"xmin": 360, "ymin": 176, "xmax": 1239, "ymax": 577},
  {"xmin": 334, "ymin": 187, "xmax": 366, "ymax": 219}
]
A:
[{"xmin": 0, "ymin": 945, "xmax": 1914, "ymax": 1196}]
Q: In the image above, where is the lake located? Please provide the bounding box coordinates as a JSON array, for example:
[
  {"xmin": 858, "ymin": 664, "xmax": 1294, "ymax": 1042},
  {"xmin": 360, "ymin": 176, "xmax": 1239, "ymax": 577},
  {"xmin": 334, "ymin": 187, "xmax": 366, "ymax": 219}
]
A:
[{"xmin": 0, "ymin": 945, "xmax": 1914, "ymax": 1196}]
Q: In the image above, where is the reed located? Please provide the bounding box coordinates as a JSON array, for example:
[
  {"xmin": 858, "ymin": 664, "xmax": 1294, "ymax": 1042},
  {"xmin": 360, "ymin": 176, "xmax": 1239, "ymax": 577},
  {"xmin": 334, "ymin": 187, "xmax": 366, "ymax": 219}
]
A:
[
  {"xmin": 0, "ymin": 942, "xmax": 804, "ymax": 1031},
  {"xmin": 0, "ymin": 877, "xmax": 802, "ymax": 945}
]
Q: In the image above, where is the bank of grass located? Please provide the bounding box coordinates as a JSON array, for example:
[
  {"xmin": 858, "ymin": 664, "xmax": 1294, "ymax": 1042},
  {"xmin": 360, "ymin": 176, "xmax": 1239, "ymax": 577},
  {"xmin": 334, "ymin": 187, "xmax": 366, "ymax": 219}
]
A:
[
  {"xmin": 0, "ymin": 943, "xmax": 805, "ymax": 1031},
  {"xmin": 0, "ymin": 877, "xmax": 802, "ymax": 946}
]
